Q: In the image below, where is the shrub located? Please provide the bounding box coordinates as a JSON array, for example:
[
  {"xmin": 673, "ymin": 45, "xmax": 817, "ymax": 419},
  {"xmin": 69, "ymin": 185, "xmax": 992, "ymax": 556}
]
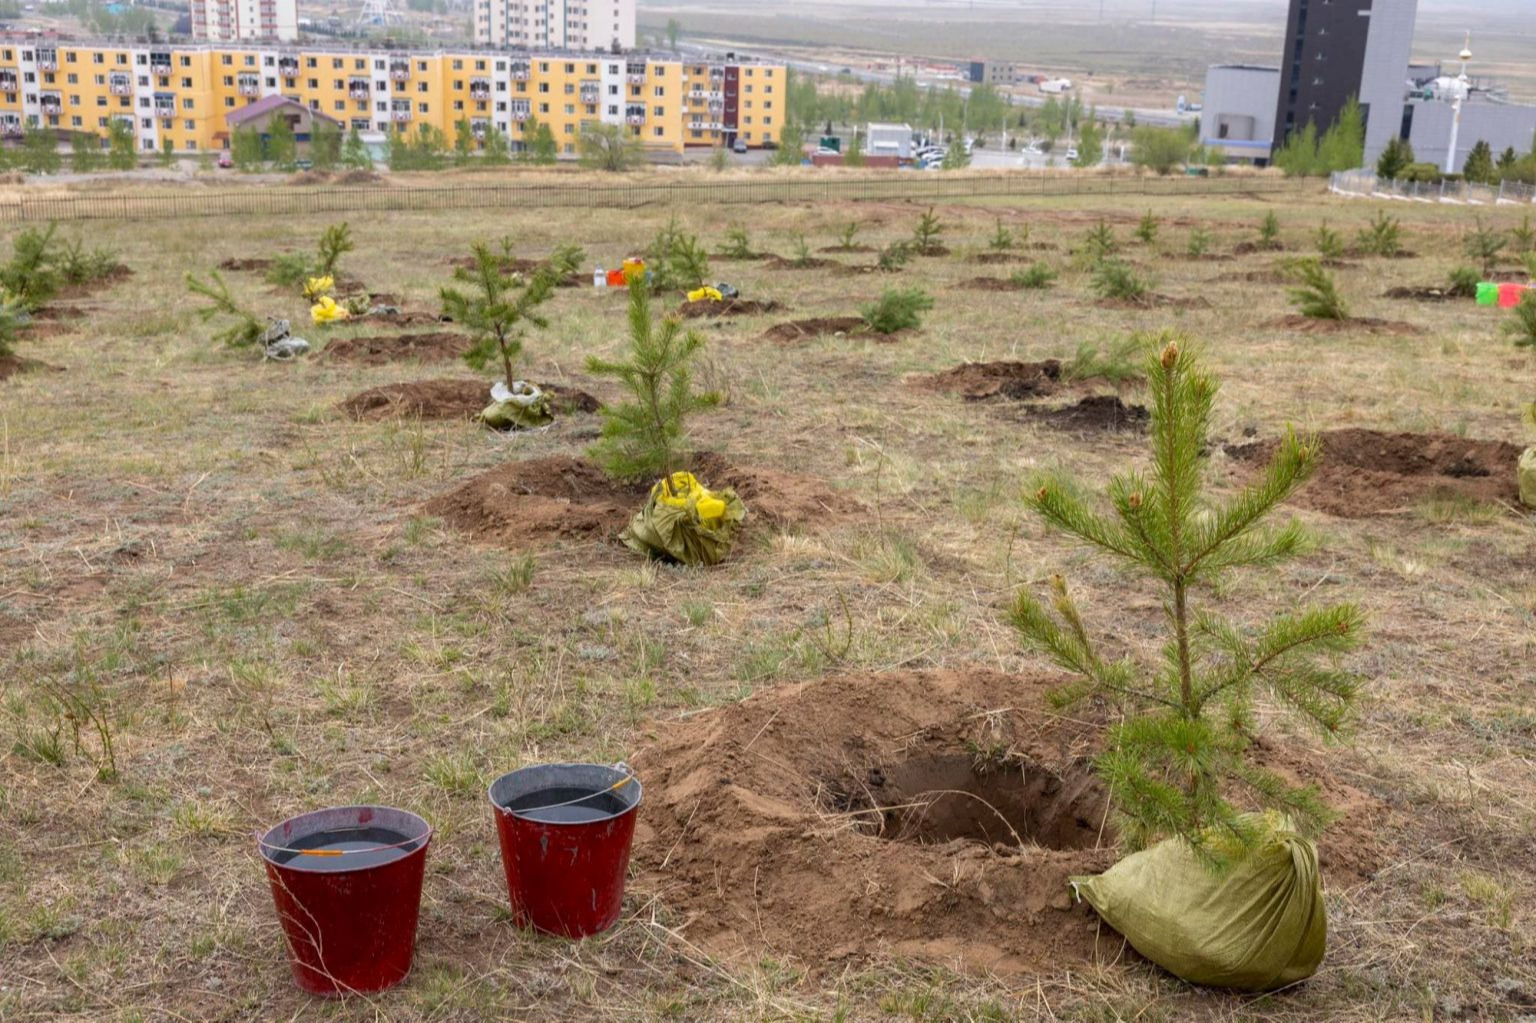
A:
[
  {"xmin": 1511, "ymin": 214, "xmax": 1536, "ymax": 255},
  {"xmin": 1313, "ymin": 221, "xmax": 1345, "ymax": 261},
  {"xmin": 0, "ymin": 223, "xmax": 60, "ymax": 312},
  {"xmin": 1285, "ymin": 258, "xmax": 1349, "ymax": 320},
  {"xmin": 0, "ymin": 294, "xmax": 27, "ymax": 360},
  {"xmin": 722, "ymin": 226, "xmax": 757, "ymax": 259},
  {"xmin": 1354, "ymin": 210, "xmax": 1401, "ymax": 257},
  {"xmin": 1134, "ymin": 210, "xmax": 1159, "ymax": 245},
  {"xmin": 988, "ymin": 218, "xmax": 1017, "ymax": 251},
  {"xmin": 649, "ymin": 218, "xmax": 710, "ymax": 292},
  {"xmin": 1504, "ymin": 290, "xmax": 1536, "ymax": 349},
  {"xmin": 186, "ymin": 271, "xmax": 265, "ymax": 349},
  {"xmin": 859, "ymin": 286, "xmax": 933, "ymax": 334},
  {"xmin": 1009, "ymin": 263, "xmax": 1058, "ymax": 289},
  {"xmin": 315, "ymin": 222, "xmax": 354, "ymax": 278},
  {"xmin": 1091, "ymin": 259, "xmax": 1152, "ymax": 303},
  {"xmin": 1446, "ymin": 266, "xmax": 1480, "ymax": 298},
  {"xmin": 911, "ymin": 207, "xmax": 944, "ymax": 255},
  {"xmin": 1012, "ymin": 334, "xmax": 1363, "ymax": 856},
  {"xmin": 54, "ymin": 239, "xmax": 120, "ymax": 286},
  {"xmin": 835, "ymin": 221, "xmax": 861, "ymax": 250},
  {"xmin": 1463, "ymin": 217, "xmax": 1507, "ymax": 277},
  {"xmin": 587, "ymin": 285, "xmax": 721, "ymax": 480},
  {"xmin": 786, "ymin": 233, "xmax": 815, "ymax": 268},
  {"xmin": 440, "ymin": 242, "xmax": 573, "ymax": 385},
  {"xmin": 265, "ymin": 253, "xmax": 315, "ymax": 288},
  {"xmin": 1063, "ymin": 336, "xmax": 1142, "ymax": 383},
  {"xmin": 1257, "ymin": 212, "xmax": 1282, "ymax": 250},
  {"xmin": 1186, "ymin": 228, "xmax": 1214, "ymax": 258},
  {"xmin": 876, "ymin": 240, "xmax": 914, "ymax": 272},
  {"xmin": 1082, "ymin": 219, "xmax": 1118, "ymax": 263}
]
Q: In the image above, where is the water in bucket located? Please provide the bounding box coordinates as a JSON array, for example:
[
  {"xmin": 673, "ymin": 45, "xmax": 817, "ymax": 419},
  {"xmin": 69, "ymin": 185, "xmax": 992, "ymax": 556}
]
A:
[
  {"xmin": 265, "ymin": 825, "xmax": 423, "ymax": 871},
  {"xmin": 500, "ymin": 787, "xmax": 629, "ymax": 823}
]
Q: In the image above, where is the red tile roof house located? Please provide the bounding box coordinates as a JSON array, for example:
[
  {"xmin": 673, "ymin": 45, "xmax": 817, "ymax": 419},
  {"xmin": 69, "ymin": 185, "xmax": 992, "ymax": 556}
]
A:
[{"xmin": 219, "ymin": 95, "xmax": 341, "ymax": 155}]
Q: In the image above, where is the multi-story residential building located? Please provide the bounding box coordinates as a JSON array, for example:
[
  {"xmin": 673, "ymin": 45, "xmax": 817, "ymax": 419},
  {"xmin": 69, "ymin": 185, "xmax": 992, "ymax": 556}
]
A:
[
  {"xmin": 474, "ymin": 0, "xmax": 635, "ymax": 52},
  {"xmin": 0, "ymin": 40, "xmax": 783, "ymax": 157},
  {"xmin": 192, "ymin": 0, "xmax": 299, "ymax": 44}
]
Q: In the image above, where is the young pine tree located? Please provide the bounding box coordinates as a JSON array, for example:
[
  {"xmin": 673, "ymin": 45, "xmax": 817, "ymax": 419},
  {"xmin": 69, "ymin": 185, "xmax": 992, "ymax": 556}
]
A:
[
  {"xmin": 587, "ymin": 285, "xmax": 721, "ymax": 480},
  {"xmin": 912, "ymin": 207, "xmax": 945, "ymax": 254},
  {"xmin": 1463, "ymin": 217, "xmax": 1507, "ymax": 277},
  {"xmin": 1354, "ymin": 210, "xmax": 1402, "ymax": 257},
  {"xmin": 1286, "ymin": 258, "xmax": 1349, "ymax": 320},
  {"xmin": 1313, "ymin": 220, "xmax": 1345, "ymax": 261},
  {"xmin": 315, "ymin": 222, "xmax": 354, "ymax": 278},
  {"xmin": 440, "ymin": 242, "xmax": 573, "ymax": 386},
  {"xmin": 1257, "ymin": 211, "xmax": 1282, "ymax": 250},
  {"xmin": 1186, "ymin": 227, "xmax": 1214, "ymax": 258},
  {"xmin": 185, "ymin": 271, "xmax": 265, "ymax": 349},
  {"xmin": 1134, "ymin": 210, "xmax": 1159, "ymax": 245},
  {"xmin": 1011, "ymin": 335, "xmax": 1363, "ymax": 858}
]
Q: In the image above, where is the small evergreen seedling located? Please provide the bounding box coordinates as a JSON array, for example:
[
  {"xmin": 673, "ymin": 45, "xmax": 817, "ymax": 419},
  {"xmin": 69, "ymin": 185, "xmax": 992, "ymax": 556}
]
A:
[
  {"xmin": 1134, "ymin": 210, "xmax": 1159, "ymax": 245},
  {"xmin": 1257, "ymin": 211, "xmax": 1282, "ymax": 250},
  {"xmin": 1463, "ymin": 217, "xmax": 1507, "ymax": 277},
  {"xmin": 1511, "ymin": 214, "xmax": 1535, "ymax": 255},
  {"xmin": 587, "ymin": 285, "xmax": 721, "ymax": 480},
  {"xmin": 0, "ymin": 223, "xmax": 60, "ymax": 312},
  {"xmin": 1082, "ymin": 219, "xmax": 1118, "ymax": 263},
  {"xmin": 649, "ymin": 219, "xmax": 710, "ymax": 291},
  {"xmin": 1012, "ymin": 335, "xmax": 1363, "ymax": 857},
  {"xmin": 912, "ymin": 207, "xmax": 945, "ymax": 255},
  {"xmin": 186, "ymin": 271, "xmax": 266, "ymax": 349},
  {"xmin": 54, "ymin": 239, "xmax": 120, "ymax": 286},
  {"xmin": 1446, "ymin": 265, "xmax": 1480, "ymax": 298},
  {"xmin": 0, "ymin": 294, "xmax": 27, "ymax": 360},
  {"xmin": 1313, "ymin": 221, "xmax": 1345, "ymax": 262},
  {"xmin": 1091, "ymin": 259, "xmax": 1152, "ymax": 303},
  {"xmin": 1504, "ymin": 290, "xmax": 1536, "ymax": 349},
  {"xmin": 989, "ymin": 218, "xmax": 1017, "ymax": 251},
  {"xmin": 1355, "ymin": 210, "xmax": 1401, "ymax": 257},
  {"xmin": 1063, "ymin": 336, "xmax": 1142, "ymax": 384},
  {"xmin": 316, "ymin": 221, "xmax": 354, "ymax": 278},
  {"xmin": 1009, "ymin": 263, "xmax": 1058, "ymax": 289},
  {"xmin": 1186, "ymin": 228, "xmax": 1214, "ymax": 258},
  {"xmin": 876, "ymin": 240, "xmax": 914, "ymax": 272},
  {"xmin": 787, "ymin": 233, "xmax": 815, "ymax": 268},
  {"xmin": 835, "ymin": 221, "xmax": 862, "ymax": 250},
  {"xmin": 1286, "ymin": 258, "xmax": 1349, "ymax": 320},
  {"xmin": 859, "ymin": 286, "xmax": 933, "ymax": 334},
  {"xmin": 440, "ymin": 242, "xmax": 573, "ymax": 385},
  {"xmin": 722, "ymin": 226, "xmax": 756, "ymax": 259}
]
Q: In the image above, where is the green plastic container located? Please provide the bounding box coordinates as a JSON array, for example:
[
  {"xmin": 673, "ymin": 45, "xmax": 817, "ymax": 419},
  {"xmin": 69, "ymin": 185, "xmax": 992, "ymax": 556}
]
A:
[{"xmin": 1476, "ymin": 281, "xmax": 1498, "ymax": 306}]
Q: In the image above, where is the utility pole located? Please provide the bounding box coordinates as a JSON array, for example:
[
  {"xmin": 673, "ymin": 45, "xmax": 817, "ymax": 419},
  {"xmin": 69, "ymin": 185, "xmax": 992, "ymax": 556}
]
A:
[{"xmin": 1443, "ymin": 33, "xmax": 1472, "ymax": 175}]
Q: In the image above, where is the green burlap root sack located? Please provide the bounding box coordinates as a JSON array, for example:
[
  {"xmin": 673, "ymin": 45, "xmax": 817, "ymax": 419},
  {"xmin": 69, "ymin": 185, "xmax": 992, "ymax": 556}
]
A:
[
  {"xmin": 622, "ymin": 472, "xmax": 746, "ymax": 566},
  {"xmin": 1071, "ymin": 815, "xmax": 1326, "ymax": 991},
  {"xmin": 1520, "ymin": 446, "xmax": 1536, "ymax": 509},
  {"xmin": 479, "ymin": 381, "xmax": 554, "ymax": 431}
]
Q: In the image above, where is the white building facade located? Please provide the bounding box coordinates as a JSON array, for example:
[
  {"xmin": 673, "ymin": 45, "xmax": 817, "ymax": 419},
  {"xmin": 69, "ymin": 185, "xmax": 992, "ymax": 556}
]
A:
[
  {"xmin": 192, "ymin": 0, "xmax": 299, "ymax": 43},
  {"xmin": 474, "ymin": 0, "xmax": 636, "ymax": 52}
]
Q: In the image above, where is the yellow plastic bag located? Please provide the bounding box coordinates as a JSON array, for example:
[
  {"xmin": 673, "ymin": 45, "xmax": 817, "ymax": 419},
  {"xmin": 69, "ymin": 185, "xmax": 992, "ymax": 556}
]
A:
[
  {"xmin": 302, "ymin": 275, "xmax": 334, "ymax": 302},
  {"xmin": 687, "ymin": 286, "xmax": 724, "ymax": 303},
  {"xmin": 310, "ymin": 295, "xmax": 351, "ymax": 325},
  {"xmin": 622, "ymin": 472, "xmax": 746, "ymax": 566}
]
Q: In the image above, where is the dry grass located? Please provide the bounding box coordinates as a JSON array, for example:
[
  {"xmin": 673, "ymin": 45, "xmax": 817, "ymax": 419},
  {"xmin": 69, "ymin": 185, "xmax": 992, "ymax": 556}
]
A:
[{"xmin": 1, "ymin": 182, "xmax": 1534, "ymax": 1021}]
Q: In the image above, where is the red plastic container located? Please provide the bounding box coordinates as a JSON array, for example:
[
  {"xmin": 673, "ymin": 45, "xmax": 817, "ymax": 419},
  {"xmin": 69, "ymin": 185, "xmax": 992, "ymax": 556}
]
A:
[
  {"xmin": 1498, "ymin": 282, "xmax": 1529, "ymax": 308},
  {"xmin": 488, "ymin": 763, "xmax": 642, "ymax": 938},
  {"xmin": 258, "ymin": 805, "xmax": 432, "ymax": 997}
]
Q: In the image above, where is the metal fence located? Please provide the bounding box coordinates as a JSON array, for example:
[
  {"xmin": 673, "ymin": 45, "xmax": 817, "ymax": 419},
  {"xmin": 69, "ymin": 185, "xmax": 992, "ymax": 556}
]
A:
[
  {"xmin": 1329, "ymin": 169, "xmax": 1533, "ymax": 205},
  {"xmin": 0, "ymin": 171, "xmax": 1310, "ymax": 224}
]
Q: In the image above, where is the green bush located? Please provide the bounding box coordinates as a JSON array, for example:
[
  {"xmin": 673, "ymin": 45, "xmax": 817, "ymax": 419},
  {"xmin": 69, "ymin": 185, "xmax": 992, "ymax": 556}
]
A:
[
  {"xmin": 912, "ymin": 208, "xmax": 945, "ymax": 254},
  {"xmin": 1446, "ymin": 266, "xmax": 1480, "ymax": 298},
  {"xmin": 1285, "ymin": 259, "xmax": 1349, "ymax": 320},
  {"xmin": 876, "ymin": 241, "xmax": 914, "ymax": 272},
  {"xmin": 1257, "ymin": 212, "xmax": 1282, "ymax": 250},
  {"xmin": 1313, "ymin": 221, "xmax": 1345, "ymax": 261},
  {"xmin": 266, "ymin": 252, "xmax": 316, "ymax": 288},
  {"xmin": 1511, "ymin": 214, "xmax": 1535, "ymax": 255},
  {"xmin": 1009, "ymin": 263, "xmax": 1058, "ymax": 289},
  {"xmin": 834, "ymin": 221, "xmax": 861, "ymax": 251},
  {"xmin": 1463, "ymin": 217, "xmax": 1507, "ymax": 277},
  {"xmin": 649, "ymin": 218, "xmax": 711, "ymax": 292},
  {"xmin": 1082, "ymin": 219, "xmax": 1118, "ymax": 263},
  {"xmin": 1186, "ymin": 228, "xmax": 1214, "ymax": 258},
  {"xmin": 988, "ymin": 218, "xmax": 1017, "ymax": 251},
  {"xmin": 786, "ymin": 233, "xmax": 815, "ymax": 268},
  {"xmin": 1354, "ymin": 210, "xmax": 1401, "ymax": 257},
  {"xmin": 0, "ymin": 222, "xmax": 60, "ymax": 312},
  {"xmin": 0, "ymin": 294, "xmax": 26, "ymax": 360},
  {"xmin": 722, "ymin": 226, "xmax": 757, "ymax": 259},
  {"xmin": 1503, "ymin": 290, "xmax": 1536, "ymax": 349},
  {"xmin": 859, "ymin": 286, "xmax": 933, "ymax": 334},
  {"xmin": 1134, "ymin": 210, "xmax": 1159, "ymax": 245},
  {"xmin": 1091, "ymin": 259, "xmax": 1152, "ymax": 302},
  {"xmin": 54, "ymin": 238, "xmax": 121, "ymax": 286}
]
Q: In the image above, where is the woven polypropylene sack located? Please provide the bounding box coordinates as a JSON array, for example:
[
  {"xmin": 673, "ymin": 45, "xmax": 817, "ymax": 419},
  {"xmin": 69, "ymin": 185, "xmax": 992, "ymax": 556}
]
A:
[
  {"xmin": 621, "ymin": 472, "xmax": 746, "ymax": 566},
  {"xmin": 1519, "ymin": 446, "xmax": 1536, "ymax": 509}
]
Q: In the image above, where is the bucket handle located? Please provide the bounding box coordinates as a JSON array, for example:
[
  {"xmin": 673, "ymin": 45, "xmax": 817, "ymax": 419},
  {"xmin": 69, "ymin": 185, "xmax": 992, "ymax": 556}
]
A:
[
  {"xmin": 497, "ymin": 764, "xmax": 637, "ymax": 817},
  {"xmin": 255, "ymin": 824, "xmax": 434, "ymax": 860}
]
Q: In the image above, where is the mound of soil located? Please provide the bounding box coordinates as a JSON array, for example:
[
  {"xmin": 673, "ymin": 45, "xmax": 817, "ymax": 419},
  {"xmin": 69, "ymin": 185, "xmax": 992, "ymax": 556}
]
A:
[
  {"xmin": 1096, "ymin": 294, "xmax": 1210, "ymax": 311},
  {"xmin": 760, "ymin": 316, "xmax": 873, "ymax": 344},
  {"xmin": 1266, "ymin": 315, "xmax": 1419, "ymax": 335},
  {"xmin": 1172, "ymin": 252, "xmax": 1233, "ymax": 263},
  {"xmin": 678, "ymin": 298, "xmax": 782, "ymax": 318},
  {"xmin": 1023, "ymin": 395, "xmax": 1149, "ymax": 432},
  {"xmin": 338, "ymin": 378, "xmax": 600, "ymax": 421},
  {"xmin": 31, "ymin": 304, "xmax": 89, "ymax": 322},
  {"xmin": 426, "ymin": 453, "xmax": 861, "ymax": 546},
  {"xmin": 362, "ymin": 310, "xmax": 449, "ymax": 327},
  {"xmin": 55, "ymin": 264, "xmax": 133, "ymax": 300},
  {"xmin": 1384, "ymin": 286, "xmax": 1462, "ymax": 302},
  {"xmin": 630, "ymin": 669, "xmax": 1383, "ymax": 975},
  {"xmin": 1344, "ymin": 248, "xmax": 1419, "ymax": 260},
  {"xmin": 968, "ymin": 251, "xmax": 1030, "ymax": 265},
  {"xmin": 819, "ymin": 244, "xmax": 875, "ymax": 254},
  {"xmin": 713, "ymin": 251, "xmax": 773, "ymax": 261},
  {"xmin": 321, "ymin": 331, "xmax": 469, "ymax": 364},
  {"xmin": 217, "ymin": 257, "xmax": 273, "ymax": 272},
  {"xmin": 0, "ymin": 354, "xmax": 64, "ymax": 381},
  {"xmin": 958, "ymin": 277, "xmax": 1033, "ymax": 292},
  {"xmin": 913, "ymin": 245, "xmax": 951, "ymax": 257},
  {"xmin": 1212, "ymin": 269, "xmax": 1289, "ymax": 285},
  {"xmin": 1231, "ymin": 241, "xmax": 1286, "ymax": 256},
  {"xmin": 761, "ymin": 256, "xmax": 843, "ymax": 272},
  {"xmin": 1227, "ymin": 428, "xmax": 1523, "ymax": 517},
  {"xmin": 914, "ymin": 359, "xmax": 1064, "ymax": 400}
]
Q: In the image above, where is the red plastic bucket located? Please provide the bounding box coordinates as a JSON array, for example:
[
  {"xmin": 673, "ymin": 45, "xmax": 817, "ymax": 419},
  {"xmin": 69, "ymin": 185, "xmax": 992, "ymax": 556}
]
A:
[
  {"xmin": 257, "ymin": 805, "xmax": 432, "ymax": 997},
  {"xmin": 488, "ymin": 763, "xmax": 642, "ymax": 938},
  {"xmin": 1498, "ymin": 282, "xmax": 1528, "ymax": 308}
]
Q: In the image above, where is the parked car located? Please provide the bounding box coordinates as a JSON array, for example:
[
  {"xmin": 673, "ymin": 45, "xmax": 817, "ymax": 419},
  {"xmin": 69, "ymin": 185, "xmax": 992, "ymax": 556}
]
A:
[
  {"xmin": 732, "ymin": 138, "xmax": 748, "ymax": 154},
  {"xmin": 218, "ymin": 152, "xmax": 233, "ymax": 168},
  {"xmin": 761, "ymin": 140, "xmax": 779, "ymax": 150},
  {"xmin": 1066, "ymin": 147, "xmax": 1080, "ymax": 162}
]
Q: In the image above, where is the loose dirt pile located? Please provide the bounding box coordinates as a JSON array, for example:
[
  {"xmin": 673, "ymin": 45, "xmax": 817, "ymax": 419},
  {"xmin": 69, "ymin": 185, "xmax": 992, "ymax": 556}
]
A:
[
  {"xmin": 1227, "ymin": 428, "xmax": 1523, "ymax": 516},
  {"xmin": 1096, "ymin": 294, "xmax": 1210, "ymax": 311},
  {"xmin": 0, "ymin": 355, "xmax": 64, "ymax": 382},
  {"xmin": 1231, "ymin": 241, "xmax": 1286, "ymax": 256},
  {"xmin": 819, "ymin": 244, "xmax": 874, "ymax": 254},
  {"xmin": 761, "ymin": 256, "xmax": 843, "ymax": 272},
  {"xmin": 1266, "ymin": 315, "xmax": 1419, "ymax": 336},
  {"xmin": 338, "ymin": 378, "xmax": 600, "ymax": 421},
  {"xmin": 958, "ymin": 277, "xmax": 1033, "ymax": 292},
  {"xmin": 967, "ymin": 252, "xmax": 1031, "ymax": 265},
  {"xmin": 630, "ymin": 669, "xmax": 1383, "ymax": 975},
  {"xmin": 677, "ymin": 298, "xmax": 781, "ymax": 318},
  {"xmin": 1023, "ymin": 395, "xmax": 1149, "ymax": 432},
  {"xmin": 1384, "ymin": 286, "xmax": 1461, "ymax": 302},
  {"xmin": 426, "ymin": 453, "xmax": 861, "ymax": 546},
  {"xmin": 760, "ymin": 317, "xmax": 873, "ymax": 344},
  {"xmin": 321, "ymin": 331, "xmax": 469, "ymax": 364},
  {"xmin": 216, "ymin": 257, "xmax": 273, "ymax": 272},
  {"xmin": 913, "ymin": 359, "xmax": 1065, "ymax": 400}
]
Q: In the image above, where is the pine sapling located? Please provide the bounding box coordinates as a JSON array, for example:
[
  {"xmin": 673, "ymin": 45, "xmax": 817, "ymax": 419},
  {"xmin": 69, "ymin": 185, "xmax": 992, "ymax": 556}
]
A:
[
  {"xmin": 1446, "ymin": 265, "xmax": 1480, "ymax": 298},
  {"xmin": 1511, "ymin": 214, "xmax": 1536, "ymax": 256},
  {"xmin": 1504, "ymin": 290, "xmax": 1536, "ymax": 349},
  {"xmin": 1091, "ymin": 259, "xmax": 1152, "ymax": 303},
  {"xmin": 1313, "ymin": 221, "xmax": 1345, "ymax": 262},
  {"xmin": 989, "ymin": 217, "xmax": 1017, "ymax": 251},
  {"xmin": 650, "ymin": 220, "xmax": 710, "ymax": 291},
  {"xmin": 1286, "ymin": 258, "xmax": 1349, "ymax": 320},
  {"xmin": 0, "ymin": 223, "xmax": 60, "ymax": 312},
  {"xmin": 587, "ymin": 284, "xmax": 721, "ymax": 480},
  {"xmin": 722, "ymin": 226, "xmax": 757, "ymax": 259},
  {"xmin": 0, "ymin": 293, "xmax": 27, "ymax": 360},
  {"xmin": 1012, "ymin": 334, "xmax": 1364, "ymax": 859},
  {"xmin": 186, "ymin": 271, "xmax": 265, "ymax": 349},
  {"xmin": 1082, "ymin": 219, "xmax": 1118, "ymax": 263},
  {"xmin": 835, "ymin": 221, "xmax": 862, "ymax": 251},
  {"xmin": 1186, "ymin": 228, "xmax": 1214, "ymax": 258},
  {"xmin": 440, "ymin": 242, "xmax": 573, "ymax": 386},
  {"xmin": 1134, "ymin": 210, "xmax": 1159, "ymax": 245},
  {"xmin": 1463, "ymin": 217, "xmax": 1507, "ymax": 277},
  {"xmin": 315, "ymin": 221, "xmax": 354, "ymax": 278},
  {"xmin": 787, "ymin": 232, "xmax": 815, "ymax": 269},
  {"xmin": 1257, "ymin": 211, "xmax": 1282, "ymax": 250},
  {"xmin": 1009, "ymin": 263, "xmax": 1058, "ymax": 289},
  {"xmin": 912, "ymin": 207, "xmax": 945, "ymax": 255},
  {"xmin": 876, "ymin": 240, "xmax": 914, "ymax": 272},
  {"xmin": 859, "ymin": 286, "xmax": 933, "ymax": 334},
  {"xmin": 1354, "ymin": 210, "xmax": 1401, "ymax": 257}
]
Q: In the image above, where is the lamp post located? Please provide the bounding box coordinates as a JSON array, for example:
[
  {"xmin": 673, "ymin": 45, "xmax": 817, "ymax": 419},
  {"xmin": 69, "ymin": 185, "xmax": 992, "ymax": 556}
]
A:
[{"xmin": 1443, "ymin": 33, "xmax": 1472, "ymax": 175}]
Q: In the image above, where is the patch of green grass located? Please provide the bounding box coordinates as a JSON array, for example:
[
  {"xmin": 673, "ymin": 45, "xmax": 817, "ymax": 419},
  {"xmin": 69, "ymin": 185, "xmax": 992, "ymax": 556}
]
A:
[{"xmin": 424, "ymin": 753, "xmax": 481, "ymax": 797}]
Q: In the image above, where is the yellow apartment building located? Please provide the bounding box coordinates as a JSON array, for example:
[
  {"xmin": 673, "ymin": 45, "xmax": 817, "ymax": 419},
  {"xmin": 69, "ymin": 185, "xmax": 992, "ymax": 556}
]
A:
[{"xmin": 0, "ymin": 38, "xmax": 785, "ymax": 157}]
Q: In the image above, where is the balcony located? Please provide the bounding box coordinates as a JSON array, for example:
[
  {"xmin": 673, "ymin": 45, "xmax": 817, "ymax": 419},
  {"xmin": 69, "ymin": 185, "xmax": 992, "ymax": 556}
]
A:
[
  {"xmin": 279, "ymin": 60, "xmax": 299, "ymax": 78},
  {"xmin": 39, "ymin": 91, "xmax": 61, "ymax": 110},
  {"xmin": 0, "ymin": 75, "xmax": 16, "ymax": 94},
  {"xmin": 391, "ymin": 106, "xmax": 412, "ymax": 122},
  {"xmin": 625, "ymin": 106, "xmax": 645, "ymax": 126},
  {"xmin": 579, "ymin": 81, "xmax": 600, "ymax": 103},
  {"xmin": 37, "ymin": 49, "xmax": 57, "ymax": 71},
  {"xmin": 109, "ymin": 76, "xmax": 130, "ymax": 96},
  {"xmin": 471, "ymin": 118, "xmax": 488, "ymax": 139},
  {"xmin": 0, "ymin": 117, "xmax": 22, "ymax": 138},
  {"xmin": 469, "ymin": 78, "xmax": 490, "ymax": 99},
  {"xmin": 237, "ymin": 77, "xmax": 260, "ymax": 96},
  {"xmin": 150, "ymin": 51, "xmax": 172, "ymax": 75},
  {"xmin": 511, "ymin": 108, "xmax": 529, "ymax": 123},
  {"xmin": 389, "ymin": 62, "xmax": 410, "ymax": 81},
  {"xmin": 349, "ymin": 79, "xmax": 370, "ymax": 99}
]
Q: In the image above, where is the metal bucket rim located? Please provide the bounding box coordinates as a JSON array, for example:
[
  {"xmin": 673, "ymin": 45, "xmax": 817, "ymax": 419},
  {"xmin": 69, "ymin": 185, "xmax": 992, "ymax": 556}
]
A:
[
  {"xmin": 258, "ymin": 804, "xmax": 433, "ymax": 875},
  {"xmin": 487, "ymin": 762, "xmax": 644, "ymax": 825}
]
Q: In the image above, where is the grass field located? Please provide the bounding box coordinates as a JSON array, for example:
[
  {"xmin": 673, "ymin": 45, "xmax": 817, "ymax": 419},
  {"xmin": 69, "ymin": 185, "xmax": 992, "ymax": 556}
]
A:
[{"xmin": 2, "ymin": 173, "xmax": 1535, "ymax": 1020}]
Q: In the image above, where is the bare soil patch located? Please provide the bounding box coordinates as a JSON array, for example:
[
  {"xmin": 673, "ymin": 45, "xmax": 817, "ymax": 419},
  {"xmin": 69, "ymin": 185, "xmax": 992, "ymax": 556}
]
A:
[
  {"xmin": 1266, "ymin": 315, "xmax": 1419, "ymax": 335},
  {"xmin": 678, "ymin": 298, "xmax": 782, "ymax": 318},
  {"xmin": 1231, "ymin": 241, "xmax": 1286, "ymax": 256},
  {"xmin": 31, "ymin": 304, "xmax": 90, "ymax": 322},
  {"xmin": 912, "ymin": 245, "xmax": 951, "ymax": 257},
  {"xmin": 0, "ymin": 354, "xmax": 65, "ymax": 381},
  {"xmin": 338, "ymin": 378, "xmax": 600, "ymax": 421},
  {"xmin": 630, "ymin": 669, "xmax": 1383, "ymax": 975},
  {"xmin": 216, "ymin": 257, "xmax": 273, "ymax": 272},
  {"xmin": 361, "ymin": 309, "xmax": 449, "ymax": 327},
  {"xmin": 713, "ymin": 251, "xmax": 773, "ymax": 261},
  {"xmin": 819, "ymin": 244, "xmax": 874, "ymax": 254},
  {"xmin": 1343, "ymin": 248, "xmax": 1419, "ymax": 260},
  {"xmin": 913, "ymin": 359, "xmax": 1065, "ymax": 400},
  {"xmin": 1096, "ymin": 294, "xmax": 1210, "ymax": 311},
  {"xmin": 1384, "ymin": 286, "xmax": 1463, "ymax": 302},
  {"xmin": 761, "ymin": 316, "xmax": 879, "ymax": 344},
  {"xmin": 1227, "ymin": 428, "xmax": 1522, "ymax": 517},
  {"xmin": 1213, "ymin": 269, "xmax": 1289, "ymax": 285},
  {"xmin": 426, "ymin": 453, "xmax": 861, "ymax": 546},
  {"xmin": 967, "ymin": 251, "xmax": 1029, "ymax": 265},
  {"xmin": 1021, "ymin": 395, "xmax": 1149, "ymax": 433},
  {"xmin": 958, "ymin": 276, "xmax": 1033, "ymax": 292},
  {"xmin": 321, "ymin": 331, "xmax": 469, "ymax": 365},
  {"xmin": 761, "ymin": 256, "xmax": 843, "ymax": 272}
]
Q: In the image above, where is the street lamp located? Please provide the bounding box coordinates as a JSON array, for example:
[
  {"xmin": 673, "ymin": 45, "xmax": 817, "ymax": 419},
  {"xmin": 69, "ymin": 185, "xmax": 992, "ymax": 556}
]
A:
[{"xmin": 1443, "ymin": 33, "xmax": 1472, "ymax": 175}]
